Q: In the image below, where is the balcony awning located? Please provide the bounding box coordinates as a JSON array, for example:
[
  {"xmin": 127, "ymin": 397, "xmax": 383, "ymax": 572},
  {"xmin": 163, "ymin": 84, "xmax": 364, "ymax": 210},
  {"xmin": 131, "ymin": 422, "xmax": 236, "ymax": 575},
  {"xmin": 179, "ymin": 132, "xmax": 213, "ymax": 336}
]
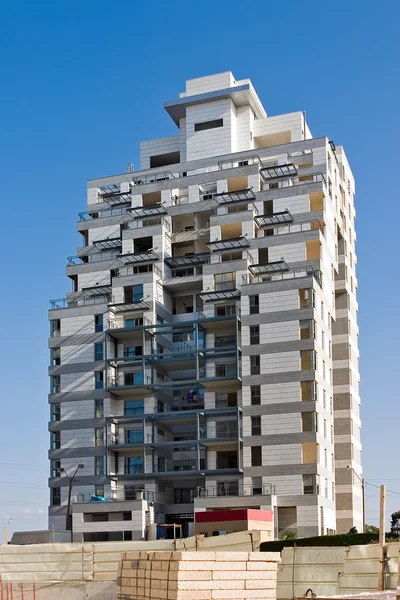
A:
[
  {"xmin": 108, "ymin": 300, "xmax": 150, "ymax": 314},
  {"xmin": 207, "ymin": 236, "xmax": 250, "ymax": 253},
  {"xmin": 260, "ymin": 163, "xmax": 298, "ymax": 181},
  {"xmin": 255, "ymin": 210, "xmax": 293, "ymax": 228},
  {"xmin": 249, "ymin": 261, "xmax": 289, "ymax": 275},
  {"xmin": 98, "ymin": 185, "xmax": 132, "ymax": 205},
  {"xmin": 127, "ymin": 204, "xmax": 167, "ymax": 219},
  {"xmin": 214, "ymin": 188, "xmax": 255, "ymax": 205},
  {"xmin": 200, "ymin": 289, "xmax": 241, "ymax": 302},
  {"xmin": 82, "ymin": 285, "xmax": 112, "ymax": 297},
  {"xmin": 164, "ymin": 253, "xmax": 210, "ymax": 268},
  {"xmin": 93, "ymin": 237, "xmax": 122, "ymax": 251},
  {"xmin": 119, "ymin": 251, "xmax": 159, "ymax": 265}
]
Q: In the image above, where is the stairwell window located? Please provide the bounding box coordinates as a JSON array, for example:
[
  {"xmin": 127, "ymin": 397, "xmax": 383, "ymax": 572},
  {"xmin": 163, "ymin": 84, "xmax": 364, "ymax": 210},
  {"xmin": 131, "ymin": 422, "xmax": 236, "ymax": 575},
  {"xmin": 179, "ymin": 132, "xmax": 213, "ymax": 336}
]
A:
[
  {"xmin": 249, "ymin": 295, "xmax": 259, "ymax": 314},
  {"xmin": 51, "ymin": 488, "xmax": 61, "ymax": 506},
  {"xmin": 95, "ymin": 428, "xmax": 104, "ymax": 446},
  {"xmin": 251, "ymin": 446, "xmax": 262, "ymax": 466},
  {"xmin": 95, "ymin": 399, "xmax": 104, "ymax": 418},
  {"xmin": 194, "ymin": 119, "xmax": 223, "ymax": 132},
  {"xmin": 251, "ymin": 416, "xmax": 262, "ymax": 436},
  {"xmin": 251, "ymin": 385, "xmax": 261, "ymax": 405},
  {"xmin": 94, "ymin": 343, "xmax": 104, "ymax": 361},
  {"xmin": 95, "ymin": 371, "xmax": 104, "ymax": 389},
  {"xmin": 94, "ymin": 314, "xmax": 103, "ymax": 332},
  {"xmin": 95, "ymin": 456, "xmax": 104, "ymax": 476},
  {"xmin": 250, "ymin": 355, "xmax": 260, "ymax": 375},
  {"xmin": 250, "ymin": 325, "xmax": 260, "ymax": 345}
]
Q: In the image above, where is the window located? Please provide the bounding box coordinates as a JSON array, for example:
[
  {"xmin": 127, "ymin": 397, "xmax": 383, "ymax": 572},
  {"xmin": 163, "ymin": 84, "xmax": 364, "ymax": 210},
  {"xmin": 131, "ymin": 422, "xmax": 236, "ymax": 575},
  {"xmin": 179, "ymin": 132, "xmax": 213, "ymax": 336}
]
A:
[
  {"xmin": 51, "ymin": 404, "xmax": 60, "ymax": 422},
  {"xmin": 95, "ymin": 485, "xmax": 104, "ymax": 497},
  {"xmin": 301, "ymin": 381, "xmax": 316, "ymax": 401},
  {"xmin": 215, "ymin": 304, "xmax": 236, "ymax": 317},
  {"xmin": 321, "ymin": 331, "xmax": 325, "ymax": 350},
  {"xmin": 51, "ymin": 488, "xmax": 61, "ymax": 506},
  {"xmin": 124, "ymin": 284, "xmax": 143, "ymax": 303},
  {"xmin": 125, "ymin": 317, "xmax": 143, "ymax": 328},
  {"xmin": 250, "ymin": 325, "xmax": 260, "ymax": 345},
  {"xmin": 157, "ymin": 428, "xmax": 165, "ymax": 437},
  {"xmin": 323, "ymin": 389, "xmax": 327, "ymax": 409},
  {"xmin": 214, "ymin": 272, "xmax": 235, "ymax": 291},
  {"xmin": 251, "ymin": 385, "xmax": 261, "ymax": 405},
  {"xmin": 194, "ymin": 118, "xmax": 223, "ymax": 132},
  {"xmin": 251, "ymin": 446, "xmax": 262, "ymax": 466},
  {"xmin": 95, "ymin": 399, "xmax": 104, "ymax": 418},
  {"xmin": 215, "ymin": 392, "xmax": 237, "ymax": 408},
  {"xmin": 301, "ymin": 350, "xmax": 316, "ymax": 370},
  {"xmin": 51, "ymin": 319, "xmax": 61, "ymax": 338},
  {"xmin": 51, "ymin": 459, "xmax": 60, "ymax": 478},
  {"xmin": 251, "ymin": 416, "xmax": 262, "ymax": 436},
  {"xmin": 156, "ymin": 314, "xmax": 164, "ymax": 324},
  {"xmin": 299, "ymin": 289, "xmax": 314, "ymax": 309},
  {"xmin": 303, "ymin": 474, "xmax": 317, "ymax": 495},
  {"xmin": 94, "ymin": 314, "xmax": 103, "ymax": 332},
  {"xmin": 95, "ymin": 456, "xmax": 104, "ymax": 476},
  {"xmin": 92, "ymin": 513, "xmax": 108, "ymax": 522},
  {"xmin": 124, "ymin": 345, "xmax": 143, "ymax": 358},
  {"xmin": 94, "ymin": 343, "xmax": 104, "ymax": 361},
  {"xmin": 250, "ymin": 355, "xmax": 260, "ymax": 375},
  {"xmin": 300, "ymin": 320, "xmax": 314, "ymax": 340},
  {"xmin": 51, "ymin": 376, "xmax": 60, "ymax": 394},
  {"xmin": 302, "ymin": 412, "xmax": 317, "ymax": 432},
  {"xmin": 249, "ymin": 295, "xmax": 259, "ymax": 314},
  {"xmin": 124, "ymin": 372, "xmax": 144, "ymax": 385},
  {"xmin": 95, "ymin": 428, "xmax": 104, "ymax": 446},
  {"xmin": 125, "ymin": 456, "xmax": 144, "ymax": 474},
  {"xmin": 51, "ymin": 431, "xmax": 60, "ymax": 449},
  {"xmin": 124, "ymin": 400, "xmax": 144, "ymax": 416},
  {"xmin": 125, "ymin": 429, "xmax": 144, "ymax": 444},
  {"xmin": 52, "ymin": 348, "xmax": 61, "ymax": 366},
  {"xmin": 95, "ymin": 371, "xmax": 104, "ymax": 389},
  {"xmin": 323, "ymin": 360, "xmax": 326, "ymax": 379}
]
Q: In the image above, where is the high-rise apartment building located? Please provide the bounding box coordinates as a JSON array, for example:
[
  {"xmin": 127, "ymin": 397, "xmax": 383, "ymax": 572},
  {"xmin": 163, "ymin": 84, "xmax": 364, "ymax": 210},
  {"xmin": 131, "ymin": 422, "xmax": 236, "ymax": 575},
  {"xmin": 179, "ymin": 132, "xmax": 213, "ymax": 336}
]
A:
[{"xmin": 48, "ymin": 72, "xmax": 362, "ymax": 541}]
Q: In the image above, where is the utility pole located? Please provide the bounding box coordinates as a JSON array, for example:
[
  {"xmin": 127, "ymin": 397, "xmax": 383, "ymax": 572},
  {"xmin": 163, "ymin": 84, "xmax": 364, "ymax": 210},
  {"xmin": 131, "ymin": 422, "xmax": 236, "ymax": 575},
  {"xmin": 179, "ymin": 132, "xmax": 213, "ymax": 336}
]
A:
[
  {"xmin": 347, "ymin": 465, "xmax": 366, "ymax": 533},
  {"xmin": 58, "ymin": 464, "xmax": 84, "ymax": 534},
  {"xmin": 378, "ymin": 485, "xmax": 386, "ymax": 591}
]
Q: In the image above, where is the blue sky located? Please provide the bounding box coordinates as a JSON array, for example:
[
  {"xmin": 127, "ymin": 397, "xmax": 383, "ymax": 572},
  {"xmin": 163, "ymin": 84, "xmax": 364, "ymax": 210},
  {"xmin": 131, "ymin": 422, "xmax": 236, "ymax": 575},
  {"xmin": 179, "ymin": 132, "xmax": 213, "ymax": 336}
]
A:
[{"xmin": 0, "ymin": 0, "xmax": 399, "ymax": 534}]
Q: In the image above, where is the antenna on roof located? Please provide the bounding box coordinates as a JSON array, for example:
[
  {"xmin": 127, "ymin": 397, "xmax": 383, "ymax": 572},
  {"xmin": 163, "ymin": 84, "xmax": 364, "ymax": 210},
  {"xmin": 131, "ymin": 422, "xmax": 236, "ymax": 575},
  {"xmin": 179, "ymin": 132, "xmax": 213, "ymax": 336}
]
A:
[{"xmin": 127, "ymin": 162, "xmax": 134, "ymax": 173}]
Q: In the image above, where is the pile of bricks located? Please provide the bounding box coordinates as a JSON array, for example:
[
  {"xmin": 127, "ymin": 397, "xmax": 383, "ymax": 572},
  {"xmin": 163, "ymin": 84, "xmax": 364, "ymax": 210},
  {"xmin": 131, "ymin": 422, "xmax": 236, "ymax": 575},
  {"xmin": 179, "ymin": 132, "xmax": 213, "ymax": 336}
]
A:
[{"xmin": 118, "ymin": 550, "xmax": 280, "ymax": 600}]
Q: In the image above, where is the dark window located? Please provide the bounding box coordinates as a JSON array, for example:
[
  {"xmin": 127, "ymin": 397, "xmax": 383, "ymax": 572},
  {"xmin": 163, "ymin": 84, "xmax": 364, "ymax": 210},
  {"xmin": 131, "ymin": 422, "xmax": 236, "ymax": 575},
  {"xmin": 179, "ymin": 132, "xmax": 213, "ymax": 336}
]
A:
[
  {"xmin": 124, "ymin": 345, "xmax": 143, "ymax": 358},
  {"xmin": 124, "ymin": 531, "xmax": 133, "ymax": 540},
  {"xmin": 51, "ymin": 403, "xmax": 60, "ymax": 422},
  {"xmin": 251, "ymin": 446, "xmax": 262, "ymax": 466},
  {"xmin": 123, "ymin": 512, "xmax": 132, "ymax": 521},
  {"xmin": 194, "ymin": 119, "xmax": 223, "ymax": 132},
  {"xmin": 252, "ymin": 477, "xmax": 262, "ymax": 495},
  {"xmin": 251, "ymin": 416, "xmax": 262, "ymax": 436},
  {"xmin": 301, "ymin": 381, "xmax": 316, "ymax": 401},
  {"xmin": 303, "ymin": 474, "xmax": 317, "ymax": 495},
  {"xmin": 250, "ymin": 325, "xmax": 260, "ymax": 345},
  {"xmin": 251, "ymin": 385, "xmax": 261, "ymax": 405},
  {"xmin": 52, "ymin": 348, "xmax": 61, "ymax": 365},
  {"xmin": 51, "ymin": 376, "xmax": 60, "ymax": 394},
  {"xmin": 249, "ymin": 295, "xmax": 259, "ymax": 314},
  {"xmin": 302, "ymin": 412, "xmax": 317, "ymax": 432},
  {"xmin": 51, "ymin": 319, "xmax": 61, "ymax": 338},
  {"xmin": 94, "ymin": 343, "xmax": 104, "ymax": 361},
  {"xmin": 95, "ymin": 371, "xmax": 104, "ymax": 389},
  {"xmin": 94, "ymin": 314, "xmax": 103, "ymax": 332},
  {"xmin": 124, "ymin": 284, "xmax": 143, "ymax": 303},
  {"xmin": 51, "ymin": 488, "xmax": 61, "ymax": 506},
  {"xmin": 92, "ymin": 513, "xmax": 108, "ymax": 522},
  {"xmin": 95, "ymin": 399, "xmax": 104, "ymax": 418},
  {"xmin": 250, "ymin": 355, "xmax": 260, "ymax": 375},
  {"xmin": 51, "ymin": 459, "xmax": 61, "ymax": 478},
  {"xmin": 95, "ymin": 456, "xmax": 104, "ymax": 475}
]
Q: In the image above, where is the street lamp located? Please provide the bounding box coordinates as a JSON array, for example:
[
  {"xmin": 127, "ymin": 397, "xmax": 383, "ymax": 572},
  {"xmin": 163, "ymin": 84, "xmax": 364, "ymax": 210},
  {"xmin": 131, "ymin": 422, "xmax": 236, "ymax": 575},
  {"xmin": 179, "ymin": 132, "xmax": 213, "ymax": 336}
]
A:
[
  {"xmin": 58, "ymin": 464, "xmax": 84, "ymax": 532},
  {"xmin": 347, "ymin": 465, "xmax": 365, "ymax": 533}
]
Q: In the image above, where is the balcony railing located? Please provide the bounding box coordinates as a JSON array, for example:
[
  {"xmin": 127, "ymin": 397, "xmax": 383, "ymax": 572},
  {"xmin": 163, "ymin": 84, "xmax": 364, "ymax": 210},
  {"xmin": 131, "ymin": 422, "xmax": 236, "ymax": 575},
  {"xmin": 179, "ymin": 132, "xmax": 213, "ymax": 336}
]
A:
[
  {"xmin": 50, "ymin": 294, "xmax": 111, "ymax": 309},
  {"xmin": 195, "ymin": 483, "xmax": 275, "ymax": 498},
  {"xmin": 242, "ymin": 267, "xmax": 322, "ymax": 286},
  {"xmin": 131, "ymin": 171, "xmax": 176, "ymax": 185},
  {"xmin": 199, "ymin": 426, "xmax": 239, "ymax": 440},
  {"xmin": 199, "ymin": 364, "xmax": 240, "ymax": 380},
  {"xmin": 73, "ymin": 489, "xmax": 156, "ymax": 503}
]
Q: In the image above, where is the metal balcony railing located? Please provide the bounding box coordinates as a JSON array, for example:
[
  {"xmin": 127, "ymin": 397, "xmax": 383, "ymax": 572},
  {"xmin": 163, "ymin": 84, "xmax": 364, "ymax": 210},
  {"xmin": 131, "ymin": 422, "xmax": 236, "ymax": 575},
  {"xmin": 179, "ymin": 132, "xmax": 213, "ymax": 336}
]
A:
[
  {"xmin": 195, "ymin": 483, "xmax": 275, "ymax": 498},
  {"xmin": 73, "ymin": 489, "xmax": 156, "ymax": 503},
  {"xmin": 242, "ymin": 267, "xmax": 322, "ymax": 286},
  {"xmin": 199, "ymin": 426, "xmax": 239, "ymax": 440}
]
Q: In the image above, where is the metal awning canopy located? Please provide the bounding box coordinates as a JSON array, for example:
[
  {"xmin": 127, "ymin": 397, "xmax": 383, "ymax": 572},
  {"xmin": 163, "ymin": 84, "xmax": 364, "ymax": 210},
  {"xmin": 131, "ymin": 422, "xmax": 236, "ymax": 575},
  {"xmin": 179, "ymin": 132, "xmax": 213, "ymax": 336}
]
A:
[
  {"xmin": 207, "ymin": 236, "xmax": 250, "ymax": 252},
  {"xmin": 164, "ymin": 253, "xmax": 210, "ymax": 268},
  {"xmin": 98, "ymin": 185, "xmax": 132, "ymax": 205},
  {"xmin": 119, "ymin": 251, "xmax": 159, "ymax": 265},
  {"xmin": 127, "ymin": 204, "xmax": 167, "ymax": 219},
  {"xmin": 200, "ymin": 289, "xmax": 241, "ymax": 302},
  {"xmin": 255, "ymin": 210, "xmax": 294, "ymax": 228},
  {"xmin": 249, "ymin": 261, "xmax": 289, "ymax": 275},
  {"xmin": 214, "ymin": 188, "xmax": 255, "ymax": 205},
  {"xmin": 93, "ymin": 237, "xmax": 122, "ymax": 251},
  {"xmin": 260, "ymin": 163, "xmax": 298, "ymax": 181},
  {"xmin": 82, "ymin": 285, "xmax": 112, "ymax": 297},
  {"xmin": 108, "ymin": 300, "xmax": 150, "ymax": 314}
]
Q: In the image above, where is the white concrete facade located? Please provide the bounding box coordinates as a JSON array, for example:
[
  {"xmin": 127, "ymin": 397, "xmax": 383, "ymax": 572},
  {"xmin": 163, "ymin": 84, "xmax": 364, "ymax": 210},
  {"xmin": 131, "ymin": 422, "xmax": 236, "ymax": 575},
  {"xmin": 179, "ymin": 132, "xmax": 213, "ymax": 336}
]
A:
[{"xmin": 48, "ymin": 71, "xmax": 361, "ymax": 539}]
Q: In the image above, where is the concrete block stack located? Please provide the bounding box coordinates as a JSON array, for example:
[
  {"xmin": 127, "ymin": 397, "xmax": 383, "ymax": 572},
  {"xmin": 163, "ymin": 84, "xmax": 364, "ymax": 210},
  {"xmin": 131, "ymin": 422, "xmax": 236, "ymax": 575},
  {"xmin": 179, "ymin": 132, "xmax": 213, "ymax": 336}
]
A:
[{"xmin": 118, "ymin": 550, "xmax": 280, "ymax": 600}]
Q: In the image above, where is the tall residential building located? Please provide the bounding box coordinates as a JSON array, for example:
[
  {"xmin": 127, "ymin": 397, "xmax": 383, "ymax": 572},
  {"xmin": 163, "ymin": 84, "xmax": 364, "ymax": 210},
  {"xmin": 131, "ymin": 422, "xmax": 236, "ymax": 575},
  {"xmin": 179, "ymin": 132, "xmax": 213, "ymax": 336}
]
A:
[{"xmin": 48, "ymin": 72, "xmax": 362, "ymax": 541}]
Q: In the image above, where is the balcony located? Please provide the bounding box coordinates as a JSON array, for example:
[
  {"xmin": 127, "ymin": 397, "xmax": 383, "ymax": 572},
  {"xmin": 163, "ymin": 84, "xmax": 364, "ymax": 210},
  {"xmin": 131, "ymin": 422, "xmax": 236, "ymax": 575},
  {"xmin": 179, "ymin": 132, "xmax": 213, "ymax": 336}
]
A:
[
  {"xmin": 98, "ymin": 184, "xmax": 132, "ymax": 206},
  {"xmin": 164, "ymin": 253, "xmax": 210, "ymax": 269},
  {"xmin": 199, "ymin": 364, "xmax": 240, "ymax": 382},
  {"xmin": 260, "ymin": 163, "xmax": 298, "ymax": 181},
  {"xmin": 255, "ymin": 210, "xmax": 293, "ymax": 228},
  {"xmin": 214, "ymin": 188, "xmax": 256, "ymax": 206},
  {"xmin": 207, "ymin": 236, "xmax": 250, "ymax": 253},
  {"xmin": 118, "ymin": 250, "xmax": 159, "ymax": 265},
  {"xmin": 127, "ymin": 204, "xmax": 167, "ymax": 219},
  {"xmin": 199, "ymin": 425, "xmax": 239, "ymax": 442},
  {"xmin": 73, "ymin": 489, "xmax": 156, "ymax": 503}
]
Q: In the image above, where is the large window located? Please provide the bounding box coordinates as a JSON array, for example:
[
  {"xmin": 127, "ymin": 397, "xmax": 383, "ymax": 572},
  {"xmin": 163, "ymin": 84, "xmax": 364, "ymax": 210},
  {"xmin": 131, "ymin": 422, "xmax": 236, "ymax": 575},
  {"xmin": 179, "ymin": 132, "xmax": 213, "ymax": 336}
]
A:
[
  {"xmin": 124, "ymin": 345, "xmax": 143, "ymax": 358},
  {"xmin": 251, "ymin": 385, "xmax": 261, "ymax": 405},
  {"xmin": 124, "ymin": 400, "xmax": 144, "ymax": 416},
  {"xmin": 51, "ymin": 459, "xmax": 61, "ymax": 478},
  {"xmin": 301, "ymin": 350, "xmax": 316, "ymax": 370},
  {"xmin": 124, "ymin": 372, "xmax": 144, "ymax": 385},
  {"xmin": 250, "ymin": 355, "xmax": 260, "ymax": 375},
  {"xmin": 214, "ymin": 272, "xmax": 235, "ymax": 291},
  {"xmin": 249, "ymin": 295, "xmax": 259, "ymax": 314},
  {"xmin": 251, "ymin": 446, "xmax": 262, "ymax": 466},
  {"xmin": 301, "ymin": 381, "xmax": 317, "ymax": 401},
  {"xmin": 125, "ymin": 317, "xmax": 144, "ymax": 328},
  {"xmin": 94, "ymin": 343, "xmax": 104, "ymax": 361},
  {"xmin": 302, "ymin": 412, "xmax": 318, "ymax": 432},
  {"xmin": 299, "ymin": 289, "xmax": 314, "ymax": 309},
  {"xmin": 51, "ymin": 376, "xmax": 60, "ymax": 394},
  {"xmin": 250, "ymin": 325, "xmax": 260, "ymax": 345}
]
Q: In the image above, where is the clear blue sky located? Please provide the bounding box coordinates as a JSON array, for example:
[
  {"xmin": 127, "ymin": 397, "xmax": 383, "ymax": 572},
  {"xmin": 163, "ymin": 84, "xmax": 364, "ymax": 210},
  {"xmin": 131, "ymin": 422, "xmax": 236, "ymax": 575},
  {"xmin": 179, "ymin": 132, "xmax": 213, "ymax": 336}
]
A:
[{"xmin": 0, "ymin": 0, "xmax": 398, "ymax": 535}]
